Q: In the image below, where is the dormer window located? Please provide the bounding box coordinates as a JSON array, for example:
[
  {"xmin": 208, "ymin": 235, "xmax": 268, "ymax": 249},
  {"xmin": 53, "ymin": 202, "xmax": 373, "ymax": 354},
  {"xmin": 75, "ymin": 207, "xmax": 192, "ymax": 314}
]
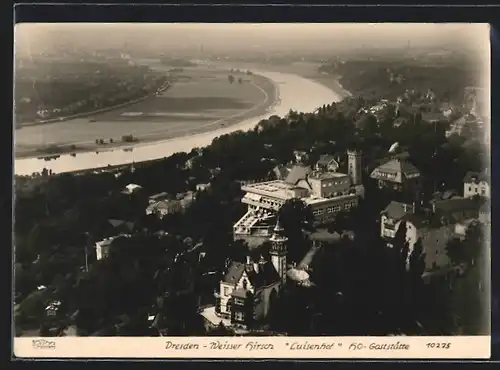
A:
[{"xmin": 243, "ymin": 280, "xmax": 248, "ymax": 290}]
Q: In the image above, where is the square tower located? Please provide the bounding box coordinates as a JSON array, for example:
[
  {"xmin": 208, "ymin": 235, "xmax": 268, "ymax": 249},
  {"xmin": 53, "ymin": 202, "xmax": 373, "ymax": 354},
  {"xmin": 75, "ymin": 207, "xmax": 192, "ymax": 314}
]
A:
[{"xmin": 347, "ymin": 149, "xmax": 362, "ymax": 186}]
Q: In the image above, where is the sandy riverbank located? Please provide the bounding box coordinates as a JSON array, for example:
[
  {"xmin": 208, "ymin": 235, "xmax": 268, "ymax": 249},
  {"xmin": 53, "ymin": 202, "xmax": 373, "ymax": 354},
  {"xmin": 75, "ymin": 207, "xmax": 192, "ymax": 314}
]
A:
[
  {"xmin": 15, "ymin": 69, "xmax": 277, "ymax": 159},
  {"xmin": 14, "ymin": 69, "xmax": 342, "ymax": 175}
]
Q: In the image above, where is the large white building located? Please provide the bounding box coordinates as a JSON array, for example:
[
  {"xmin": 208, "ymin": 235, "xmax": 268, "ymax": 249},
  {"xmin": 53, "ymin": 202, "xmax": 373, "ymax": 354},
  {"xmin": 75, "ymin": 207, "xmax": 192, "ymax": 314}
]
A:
[
  {"xmin": 463, "ymin": 171, "xmax": 490, "ymax": 199},
  {"xmin": 233, "ymin": 150, "xmax": 364, "ymax": 243}
]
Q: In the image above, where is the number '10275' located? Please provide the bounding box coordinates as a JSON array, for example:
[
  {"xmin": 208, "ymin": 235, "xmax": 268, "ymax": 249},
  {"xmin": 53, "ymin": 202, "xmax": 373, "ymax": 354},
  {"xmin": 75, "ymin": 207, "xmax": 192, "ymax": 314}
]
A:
[{"xmin": 426, "ymin": 342, "xmax": 451, "ymax": 349}]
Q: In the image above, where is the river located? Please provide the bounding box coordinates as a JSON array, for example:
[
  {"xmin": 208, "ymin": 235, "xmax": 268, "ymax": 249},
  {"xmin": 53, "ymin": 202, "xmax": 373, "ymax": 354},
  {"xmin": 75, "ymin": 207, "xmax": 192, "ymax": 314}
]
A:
[{"xmin": 14, "ymin": 68, "xmax": 342, "ymax": 176}]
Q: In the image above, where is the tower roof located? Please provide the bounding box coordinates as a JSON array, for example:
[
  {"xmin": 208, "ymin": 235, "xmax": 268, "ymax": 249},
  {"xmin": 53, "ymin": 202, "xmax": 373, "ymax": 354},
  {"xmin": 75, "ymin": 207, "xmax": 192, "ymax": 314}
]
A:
[{"xmin": 273, "ymin": 217, "xmax": 284, "ymax": 233}]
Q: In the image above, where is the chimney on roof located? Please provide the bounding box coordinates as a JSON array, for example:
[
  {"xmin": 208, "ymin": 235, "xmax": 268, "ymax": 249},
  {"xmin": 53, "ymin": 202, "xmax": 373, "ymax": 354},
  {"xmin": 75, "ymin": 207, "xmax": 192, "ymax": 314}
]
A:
[
  {"xmin": 412, "ymin": 201, "xmax": 416, "ymax": 214},
  {"xmin": 403, "ymin": 204, "xmax": 407, "ymax": 212},
  {"xmin": 246, "ymin": 256, "xmax": 252, "ymax": 265}
]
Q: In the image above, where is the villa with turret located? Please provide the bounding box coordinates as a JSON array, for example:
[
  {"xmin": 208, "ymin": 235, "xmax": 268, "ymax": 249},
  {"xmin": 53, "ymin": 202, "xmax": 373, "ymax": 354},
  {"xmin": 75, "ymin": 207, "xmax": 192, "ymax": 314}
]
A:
[{"xmin": 199, "ymin": 219, "xmax": 289, "ymax": 330}]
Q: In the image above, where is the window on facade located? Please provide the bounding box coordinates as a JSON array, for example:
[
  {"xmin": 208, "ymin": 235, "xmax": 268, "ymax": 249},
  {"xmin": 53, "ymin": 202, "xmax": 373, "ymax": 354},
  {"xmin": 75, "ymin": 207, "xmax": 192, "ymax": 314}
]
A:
[
  {"xmin": 469, "ymin": 186, "xmax": 472, "ymax": 192},
  {"xmin": 481, "ymin": 189, "xmax": 486, "ymax": 196},
  {"xmin": 242, "ymin": 280, "xmax": 248, "ymax": 289},
  {"xmin": 234, "ymin": 311, "xmax": 244, "ymax": 321},
  {"xmin": 224, "ymin": 287, "xmax": 230, "ymax": 296}
]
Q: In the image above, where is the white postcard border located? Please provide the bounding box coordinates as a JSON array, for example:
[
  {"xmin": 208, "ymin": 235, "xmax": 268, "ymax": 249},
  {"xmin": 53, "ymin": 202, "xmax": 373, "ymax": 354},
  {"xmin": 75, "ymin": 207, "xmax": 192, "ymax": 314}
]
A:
[{"xmin": 14, "ymin": 336, "xmax": 491, "ymax": 359}]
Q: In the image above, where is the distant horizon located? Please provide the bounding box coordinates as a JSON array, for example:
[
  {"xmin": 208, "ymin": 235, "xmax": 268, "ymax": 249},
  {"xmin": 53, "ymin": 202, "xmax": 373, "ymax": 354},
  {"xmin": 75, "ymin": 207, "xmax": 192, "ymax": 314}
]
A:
[{"xmin": 14, "ymin": 23, "xmax": 489, "ymax": 57}]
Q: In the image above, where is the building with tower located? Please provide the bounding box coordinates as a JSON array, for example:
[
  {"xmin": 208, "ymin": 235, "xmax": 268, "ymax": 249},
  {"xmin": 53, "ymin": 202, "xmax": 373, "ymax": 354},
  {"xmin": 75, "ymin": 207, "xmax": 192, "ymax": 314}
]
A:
[
  {"xmin": 212, "ymin": 219, "xmax": 287, "ymax": 329},
  {"xmin": 232, "ymin": 150, "xmax": 365, "ymax": 244}
]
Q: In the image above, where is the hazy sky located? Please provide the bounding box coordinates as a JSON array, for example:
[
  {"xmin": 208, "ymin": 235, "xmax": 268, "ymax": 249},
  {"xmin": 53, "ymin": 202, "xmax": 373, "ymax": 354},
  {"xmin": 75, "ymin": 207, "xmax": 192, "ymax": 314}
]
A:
[{"xmin": 15, "ymin": 23, "xmax": 489, "ymax": 54}]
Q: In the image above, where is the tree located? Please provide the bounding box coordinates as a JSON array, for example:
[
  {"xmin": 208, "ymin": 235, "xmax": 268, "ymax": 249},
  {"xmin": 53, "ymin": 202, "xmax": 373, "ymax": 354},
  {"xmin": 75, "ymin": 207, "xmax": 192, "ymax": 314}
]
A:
[{"xmin": 278, "ymin": 198, "xmax": 314, "ymax": 235}]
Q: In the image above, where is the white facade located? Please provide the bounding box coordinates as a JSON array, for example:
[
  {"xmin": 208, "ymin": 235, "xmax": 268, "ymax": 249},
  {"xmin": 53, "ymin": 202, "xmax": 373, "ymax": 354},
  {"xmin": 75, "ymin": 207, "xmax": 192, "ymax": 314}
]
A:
[
  {"xmin": 219, "ymin": 271, "xmax": 254, "ymax": 316},
  {"xmin": 463, "ymin": 180, "xmax": 490, "ymax": 199},
  {"xmin": 380, "ymin": 214, "xmax": 418, "ymax": 254},
  {"xmin": 95, "ymin": 240, "xmax": 112, "ymax": 260}
]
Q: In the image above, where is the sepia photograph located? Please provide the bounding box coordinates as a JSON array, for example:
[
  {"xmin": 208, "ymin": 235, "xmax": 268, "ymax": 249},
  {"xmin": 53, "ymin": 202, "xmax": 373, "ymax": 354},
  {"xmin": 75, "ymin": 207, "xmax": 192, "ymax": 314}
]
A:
[{"xmin": 13, "ymin": 22, "xmax": 491, "ymax": 357}]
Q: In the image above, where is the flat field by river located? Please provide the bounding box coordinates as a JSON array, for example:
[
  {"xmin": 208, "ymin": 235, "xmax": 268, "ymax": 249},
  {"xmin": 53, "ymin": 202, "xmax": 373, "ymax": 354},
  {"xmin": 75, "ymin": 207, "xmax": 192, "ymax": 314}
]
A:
[
  {"xmin": 15, "ymin": 65, "xmax": 277, "ymax": 158},
  {"xmin": 223, "ymin": 61, "xmax": 352, "ymax": 99}
]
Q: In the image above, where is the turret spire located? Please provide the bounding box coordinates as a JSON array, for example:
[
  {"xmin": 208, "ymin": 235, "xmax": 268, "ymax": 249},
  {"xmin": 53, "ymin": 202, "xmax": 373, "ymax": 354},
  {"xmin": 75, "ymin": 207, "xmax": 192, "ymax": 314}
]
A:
[{"xmin": 273, "ymin": 216, "xmax": 284, "ymax": 233}]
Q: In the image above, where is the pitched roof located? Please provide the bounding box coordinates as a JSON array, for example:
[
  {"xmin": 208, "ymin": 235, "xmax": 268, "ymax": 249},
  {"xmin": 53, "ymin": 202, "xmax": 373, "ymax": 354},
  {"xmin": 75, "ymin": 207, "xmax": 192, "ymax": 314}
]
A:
[
  {"xmin": 222, "ymin": 262, "xmax": 246, "ymax": 284},
  {"xmin": 222, "ymin": 260, "xmax": 280, "ymax": 289},
  {"xmin": 146, "ymin": 201, "xmax": 171, "ymax": 212},
  {"xmin": 433, "ymin": 197, "xmax": 479, "ymax": 214},
  {"xmin": 402, "ymin": 213, "xmax": 429, "ymax": 228},
  {"xmin": 370, "ymin": 158, "xmax": 420, "ymax": 183},
  {"xmin": 273, "ymin": 165, "xmax": 290, "ymax": 180},
  {"xmin": 381, "ymin": 201, "xmax": 415, "ymax": 221},
  {"xmin": 317, "ymin": 155, "xmax": 337, "ymax": 166},
  {"xmin": 108, "ymin": 219, "xmax": 135, "ymax": 231},
  {"xmin": 463, "ymin": 171, "xmax": 489, "ymax": 184},
  {"xmin": 285, "ymin": 165, "xmax": 312, "ymax": 185},
  {"xmin": 149, "ymin": 192, "xmax": 169, "ymax": 201},
  {"xmin": 442, "ymin": 190, "xmax": 459, "ymax": 200},
  {"xmin": 246, "ymin": 261, "xmax": 281, "ymax": 288}
]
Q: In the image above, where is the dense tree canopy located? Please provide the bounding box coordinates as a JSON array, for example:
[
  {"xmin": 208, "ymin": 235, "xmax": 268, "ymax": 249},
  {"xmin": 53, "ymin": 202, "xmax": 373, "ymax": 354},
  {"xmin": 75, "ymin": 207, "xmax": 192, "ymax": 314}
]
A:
[{"xmin": 14, "ymin": 72, "xmax": 487, "ymax": 336}]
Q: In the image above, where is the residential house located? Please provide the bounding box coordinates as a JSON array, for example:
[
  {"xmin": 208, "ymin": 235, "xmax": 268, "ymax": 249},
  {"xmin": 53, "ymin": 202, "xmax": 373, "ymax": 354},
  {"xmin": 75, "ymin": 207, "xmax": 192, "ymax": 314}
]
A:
[
  {"xmin": 380, "ymin": 201, "xmax": 427, "ymax": 241},
  {"xmin": 430, "ymin": 197, "xmax": 480, "ymax": 225},
  {"xmin": 370, "ymin": 157, "xmax": 421, "ymax": 194},
  {"xmin": 463, "ymin": 171, "xmax": 490, "ymax": 199},
  {"xmin": 95, "ymin": 234, "xmax": 130, "ymax": 260},
  {"xmin": 216, "ymin": 257, "xmax": 282, "ymax": 328},
  {"xmin": 145, "ymin": 200, "xmax": 181, "ymax": 219},
  {"xmin": 446, "ymin": 114, "xmax": 481, "ymax": 138},
  {"xmin": 213, "ymin": 220, "xmax": 287, "ymax": 328},
  {"xmin": 315, "ymin": 155, "xmax": 340, "ymax": 173},
  {"xmin": 45, "ymin": 301, "xmax": 62, "ymax": 317},
  {"xmin": 179, "ymin": 191, "xmax": 195, "ymax": 209},
  {"xmin": 380, "ymin": 197, "xmax": 480, "ymax": 270}
]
